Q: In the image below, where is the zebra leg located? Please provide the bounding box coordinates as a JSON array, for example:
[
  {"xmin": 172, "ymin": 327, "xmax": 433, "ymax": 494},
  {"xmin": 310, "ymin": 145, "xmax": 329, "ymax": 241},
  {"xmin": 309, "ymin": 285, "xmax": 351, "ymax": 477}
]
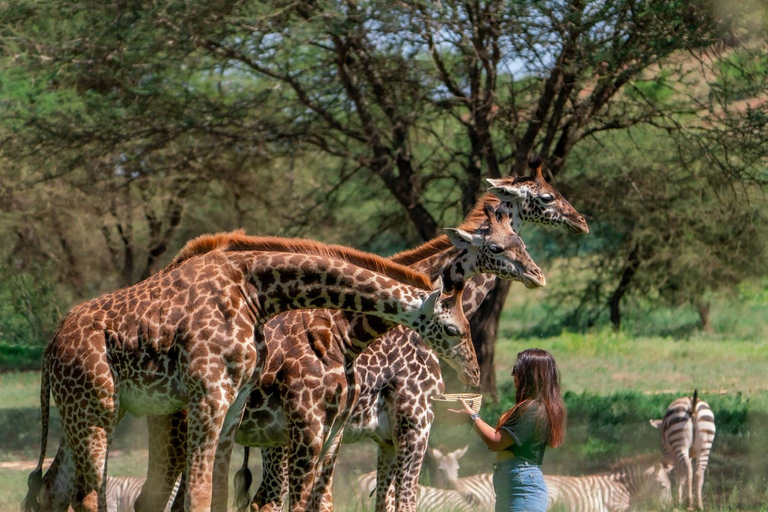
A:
[
  {"xmin": 693, "ymin": 455, "xmax": 710, "ymax": 511},
  {"xmin": 136, "ymin": 412, "xmax": 187, "ymax": 512},
  {"xmin": 252, "ymin": 446, "xmax": 289, "ymax": 512},
  {"xmin": 675, "ymin": 455, "xmax": 694, "ymax": 509}
]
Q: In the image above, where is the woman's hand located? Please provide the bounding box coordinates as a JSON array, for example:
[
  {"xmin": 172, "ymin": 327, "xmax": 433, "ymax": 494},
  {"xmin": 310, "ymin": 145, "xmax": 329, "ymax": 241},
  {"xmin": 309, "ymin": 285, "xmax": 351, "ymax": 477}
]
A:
[{"xmin": 446, "ymin": 399, "xmax": 476, "ymax": 420}]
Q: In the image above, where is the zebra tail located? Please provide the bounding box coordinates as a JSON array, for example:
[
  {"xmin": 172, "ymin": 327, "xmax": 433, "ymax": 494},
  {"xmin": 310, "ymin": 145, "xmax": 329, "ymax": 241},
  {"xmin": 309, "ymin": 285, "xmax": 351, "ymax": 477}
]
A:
[
  {"xmin": 22, "ymin": 359, "xmax": 50, "ymax": 512},
  {"xmin": 690, "ymin": 389, "xmax": 699, "ymax": 456},
  {"xmin": 234, "ymin": 446, "xmax": 253, "ymax": 512}
]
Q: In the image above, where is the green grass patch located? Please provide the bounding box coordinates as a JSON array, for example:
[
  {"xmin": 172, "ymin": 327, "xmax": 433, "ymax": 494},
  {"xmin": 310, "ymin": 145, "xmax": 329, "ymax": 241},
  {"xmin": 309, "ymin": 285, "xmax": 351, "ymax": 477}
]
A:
[{"xmin": 0, "ymin": 344, "xmax": 43, "ymax": 372}]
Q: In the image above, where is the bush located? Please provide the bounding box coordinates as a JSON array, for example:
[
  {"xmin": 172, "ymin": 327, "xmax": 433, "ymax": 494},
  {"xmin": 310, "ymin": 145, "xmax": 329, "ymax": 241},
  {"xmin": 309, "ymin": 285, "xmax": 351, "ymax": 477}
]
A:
[{"xmin": 0, "ymin": 343, "xmax": 43, "ymax": 372}]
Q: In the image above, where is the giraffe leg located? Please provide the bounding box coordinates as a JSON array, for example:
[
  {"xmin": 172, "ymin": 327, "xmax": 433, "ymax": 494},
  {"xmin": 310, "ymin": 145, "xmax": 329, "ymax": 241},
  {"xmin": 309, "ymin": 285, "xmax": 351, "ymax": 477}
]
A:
[
  {"xmin": 184, "ymin": 395, "xmax": 234, "ymax": 512},
  {"xmin": 374, "ymin": 445, "xmax": 397, "ymax": 512},
  {"xmin": 211, "ymin": 410, "xmax": 248, "ymax": 512},
  {"xmin": 136, "ymin": 412, "xmax": 187, "ymax": 512},
  {"xmin": 49, "ymin": 338, "xmax": 118, "ymax": 512},
  {"xmin": 252, "ymin": 446, "xmax": 289, "ymax": 512},
  {"xmin": 39, "ymin": 441, "xmax": 76, "ymax": 512},
  {"xmin": 285, "ymin": 419, "xmax": 325, "ymax": 512},
  {"xmin": 204, "ymin": 380, "xmax": 253, "ymax": 512},
  {"xmin": 391, "ymin": 425, "xmax": 429, "ymax": 512},
  {"xmin": 308, "ymin": 431, "xmax": 344, "ymax": 512},
  {"xmin": 61, "ymin": 401, "xmax": 118, "ymax": 512}
]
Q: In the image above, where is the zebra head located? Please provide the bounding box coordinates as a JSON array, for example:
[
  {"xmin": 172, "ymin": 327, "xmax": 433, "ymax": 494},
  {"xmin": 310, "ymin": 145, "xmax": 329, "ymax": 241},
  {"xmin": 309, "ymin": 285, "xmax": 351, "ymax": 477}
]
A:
[
  {"xmin": 425, "ymin": 445, "xmax": 469, "ymax": 488},
  {"xmin": 639, "ymin": 462, "xmax": 673, "ymax": 508}
]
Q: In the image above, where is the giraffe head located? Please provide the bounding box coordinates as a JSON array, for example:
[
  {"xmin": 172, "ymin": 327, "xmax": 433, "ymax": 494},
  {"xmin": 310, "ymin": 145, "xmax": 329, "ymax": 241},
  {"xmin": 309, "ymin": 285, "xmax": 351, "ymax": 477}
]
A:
[
  {"xmin": 415, "ymin": 278, "xmax": 479, "ymax": 387},
  {"xmin": 486, "ymin": 156, "xmax": 589, "ymax": 234},
  {"xmin": 444, "ymin": 203, "xmax": 546, "ymax": 289}
]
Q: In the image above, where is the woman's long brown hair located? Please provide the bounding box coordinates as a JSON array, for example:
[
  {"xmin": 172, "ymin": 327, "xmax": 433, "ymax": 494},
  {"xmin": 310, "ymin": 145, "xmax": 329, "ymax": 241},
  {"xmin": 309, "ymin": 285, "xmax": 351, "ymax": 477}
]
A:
[{"xmin": 494, "ymin": 348, "xmax": 566, "ymax": 448}]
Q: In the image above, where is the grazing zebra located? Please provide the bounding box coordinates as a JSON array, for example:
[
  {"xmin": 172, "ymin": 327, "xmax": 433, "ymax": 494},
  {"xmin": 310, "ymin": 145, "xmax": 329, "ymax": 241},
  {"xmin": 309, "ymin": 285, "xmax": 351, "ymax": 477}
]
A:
[
  {"xmin": 102, "ymin": 475, "xmax": 180, "ymax": 512},
  {"xmin": 357, "ymin": 471, "xmax": 479, "ymax": 512},
  {"xmin": 426, "ymin": 448, "xmax": 672, "ymax": 512},
  {"xmin": 650, "ymin": 390, "xmax": 716, "ymax": 510}
]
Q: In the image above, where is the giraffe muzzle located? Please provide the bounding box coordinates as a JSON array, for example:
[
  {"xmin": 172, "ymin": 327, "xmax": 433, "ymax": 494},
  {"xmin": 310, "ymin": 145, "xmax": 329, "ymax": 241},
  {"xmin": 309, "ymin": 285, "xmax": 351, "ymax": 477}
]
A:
[
  {"xmin": 521, "ymin": 269, "xmax": 546, "ymax": 289},
  {"xmin": 568, "ymin": 214, "xmax": 590, "ymax": 234}
]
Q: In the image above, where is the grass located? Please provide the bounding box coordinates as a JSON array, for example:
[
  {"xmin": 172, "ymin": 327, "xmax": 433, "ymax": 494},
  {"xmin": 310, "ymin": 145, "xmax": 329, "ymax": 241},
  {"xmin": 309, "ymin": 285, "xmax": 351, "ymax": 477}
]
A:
[
  {"xmin": 1, "ymin": 290, "xmax": 767, "ymax": 510},
  {"xmin": 495, "ymin": 331, "xmax": 768, "ymax": 396}
]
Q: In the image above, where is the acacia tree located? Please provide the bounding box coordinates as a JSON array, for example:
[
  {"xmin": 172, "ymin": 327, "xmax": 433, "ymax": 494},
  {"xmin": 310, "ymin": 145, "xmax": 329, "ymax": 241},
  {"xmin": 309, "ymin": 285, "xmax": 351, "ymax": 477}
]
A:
[
  {"xmin": 2, "ymin": 0, "xmax": 760, "ymax": 395},
  {"xmin": 149, "ymin": 0, "xmax": 726, "ymax": 396}
]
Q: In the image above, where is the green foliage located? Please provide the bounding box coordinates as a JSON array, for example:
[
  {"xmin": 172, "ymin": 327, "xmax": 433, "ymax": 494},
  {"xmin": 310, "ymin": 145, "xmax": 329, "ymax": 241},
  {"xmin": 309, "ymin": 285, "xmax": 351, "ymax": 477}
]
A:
[
  {"xmin": 713, "ymin": 48, "xmax": 768, "ymax": 102},
  {"xmin": 0, "ymin": 344, "xmax": 44, "ymax": 371},
  {"xmin": 0, "ymin": 263, "xmax": 64, "ymax": 348}
]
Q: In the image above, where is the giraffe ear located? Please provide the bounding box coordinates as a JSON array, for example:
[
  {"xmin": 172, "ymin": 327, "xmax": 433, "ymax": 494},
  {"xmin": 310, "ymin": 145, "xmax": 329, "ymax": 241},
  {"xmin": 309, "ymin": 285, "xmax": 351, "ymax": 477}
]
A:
[
  {"xmin": 444, "ymin": 228, "xmax": 482, "ymax": 249},
  {"xmin": 422, "ymin": 288, "xmax": 441, "ymax": 317},
  {"xmin": 649, "ymin": 419, "xmax": 662, "ymax": 429},
  {"xmin": 487, "ymin": 184, "xmax": 524, "ymax": 200}
]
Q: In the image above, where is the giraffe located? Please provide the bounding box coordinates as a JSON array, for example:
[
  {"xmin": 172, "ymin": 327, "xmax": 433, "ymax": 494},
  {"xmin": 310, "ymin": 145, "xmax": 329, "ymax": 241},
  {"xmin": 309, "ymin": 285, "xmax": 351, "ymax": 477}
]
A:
[
  {"xmin": 240, "ymin": 160, "xmax": 589, "ymax": 512},
  {"xmin": 132, "ymin": 157, "xmax": 583, "ymax": 512},
  {"xmin": 134, "ymin": 202, "xmax": 547, "ymax": 512},
  {"xmin": 22, "ymin": 236, "xmax": 477, "ymax": 512}
]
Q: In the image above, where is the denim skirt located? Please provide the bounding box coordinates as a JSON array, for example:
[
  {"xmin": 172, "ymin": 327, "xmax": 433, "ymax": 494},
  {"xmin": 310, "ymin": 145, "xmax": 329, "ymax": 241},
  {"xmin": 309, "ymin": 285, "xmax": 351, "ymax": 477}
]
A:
[{"xmin": 492, "ymin": 458, "xmax": 548, "ymax": 512}]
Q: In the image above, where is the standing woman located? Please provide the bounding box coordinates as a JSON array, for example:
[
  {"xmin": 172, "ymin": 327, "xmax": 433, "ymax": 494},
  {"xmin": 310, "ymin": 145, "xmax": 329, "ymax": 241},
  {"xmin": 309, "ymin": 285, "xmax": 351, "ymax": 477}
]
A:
[{"xmin": 449, "ymin": 348, "xmax": 566, "ymax": 512}]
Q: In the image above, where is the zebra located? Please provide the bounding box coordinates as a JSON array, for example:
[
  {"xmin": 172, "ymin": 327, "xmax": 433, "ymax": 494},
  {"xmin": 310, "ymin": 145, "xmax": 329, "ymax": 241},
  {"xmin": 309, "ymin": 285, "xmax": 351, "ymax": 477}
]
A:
[
  {"xmin": 425, "ymin": 448, "xmax": 672, "ymax": 512},
  {"xmin": 101, "ymin": 475, "xmax": 180, "ymax": 512},
  {"xmin": 542, "ymin": 458, "xmax": 672, "ymax": 512},
  {"xmin": 650, "ymin": 390, "xmax": 716, "ymax": 510},
  {"xmin": 356, "ymin": 471, "xmax": 480, "ymax": 512}
]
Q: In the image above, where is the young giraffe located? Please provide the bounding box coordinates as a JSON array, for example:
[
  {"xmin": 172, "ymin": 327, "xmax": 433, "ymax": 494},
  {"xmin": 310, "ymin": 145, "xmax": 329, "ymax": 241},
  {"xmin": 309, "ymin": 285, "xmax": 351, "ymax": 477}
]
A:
[
  {"xmin": 136, "ymin": 203, "xmax": 546, "ymax": 512},
  {"xmin": 23, "ymin": 236, "xmax": 477, "ymax": 512},
  {"xmin": 245, "ymin": 160, "xmax": 589, "ymax": 512}
]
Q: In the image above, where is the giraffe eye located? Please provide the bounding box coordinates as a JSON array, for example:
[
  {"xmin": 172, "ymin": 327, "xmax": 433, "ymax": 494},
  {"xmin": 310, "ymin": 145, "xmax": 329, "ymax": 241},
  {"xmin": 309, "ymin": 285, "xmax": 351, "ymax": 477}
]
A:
[
  {"xmin": 540, "ymin": 194, "xmax": 555, "ymax": 204},
  {"xmin": 488, "ymin": 244, "xmax": 504, "ymax": 254},
  {"xmin": 444, "ymin": 325, "xmax": 460, "ymax": 337}
]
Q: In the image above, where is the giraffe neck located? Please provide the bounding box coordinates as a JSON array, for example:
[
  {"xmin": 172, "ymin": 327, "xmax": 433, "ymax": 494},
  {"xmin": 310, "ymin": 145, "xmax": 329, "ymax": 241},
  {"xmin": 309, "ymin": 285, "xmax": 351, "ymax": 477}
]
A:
[
  {"xmin": 237, "ymin": 252, "xmax": 430, "ymax": 330},
  {"xmin": 341, "ymin": 246, "xmax": 498, "ymax": 357}
]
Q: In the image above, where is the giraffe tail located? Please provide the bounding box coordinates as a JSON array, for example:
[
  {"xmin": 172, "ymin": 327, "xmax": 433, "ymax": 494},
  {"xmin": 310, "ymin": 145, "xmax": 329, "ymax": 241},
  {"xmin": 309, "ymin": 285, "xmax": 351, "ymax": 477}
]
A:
[
  {"xmin": 22, "ymin": 358, "xmax": 50, "ymax": 512},
  {"xmin": 234, "ymin": 446, "xmax": 253, "ymax": 512}
]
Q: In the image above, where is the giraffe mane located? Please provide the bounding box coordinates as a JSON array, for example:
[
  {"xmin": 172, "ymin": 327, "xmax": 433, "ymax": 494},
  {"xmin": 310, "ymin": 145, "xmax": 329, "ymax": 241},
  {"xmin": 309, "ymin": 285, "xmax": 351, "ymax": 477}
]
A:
[
  {"xmin": 390, "ymin": 194, "xmax": 502, "ymax": 265},
  {"xmin": 170, "ymin": 230, "xmax": 433, "ymax": 290}
]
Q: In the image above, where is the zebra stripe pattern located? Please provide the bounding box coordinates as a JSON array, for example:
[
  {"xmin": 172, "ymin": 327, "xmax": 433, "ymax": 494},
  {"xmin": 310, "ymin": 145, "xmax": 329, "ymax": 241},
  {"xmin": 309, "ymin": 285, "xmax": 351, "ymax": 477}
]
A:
[
  {"xmin": 357, "ymin": 471, "xmax": 479, "ymax": 512},
  {"xmin": 650, "ymin": 390, "xmax": 716, "ymax": 510},
  {"xmin": 103, "ymin": 475, "xmax": 180, "ymax": 512},
  {"xmin": 426, "ymin": 448, "xmax": 672, "ymax": 512},
  {"xmin": 543, "ymin": 459, "xmax": 672, "ymax": 512}
]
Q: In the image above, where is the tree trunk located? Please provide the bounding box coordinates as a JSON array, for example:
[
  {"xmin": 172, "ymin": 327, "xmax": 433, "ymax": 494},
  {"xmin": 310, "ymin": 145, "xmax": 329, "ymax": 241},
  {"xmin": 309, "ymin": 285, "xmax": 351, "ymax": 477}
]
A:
[
  {"xmin": 697, "ymin": 300, "xmax": 712, "ymax": 332},
  {"xmin": 608, "ymin": 244, "xmax": 641, "ymax": 330},
  {"xmin": 468, "ymin": 279, "xmax": 512, "ymax": 403}
]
